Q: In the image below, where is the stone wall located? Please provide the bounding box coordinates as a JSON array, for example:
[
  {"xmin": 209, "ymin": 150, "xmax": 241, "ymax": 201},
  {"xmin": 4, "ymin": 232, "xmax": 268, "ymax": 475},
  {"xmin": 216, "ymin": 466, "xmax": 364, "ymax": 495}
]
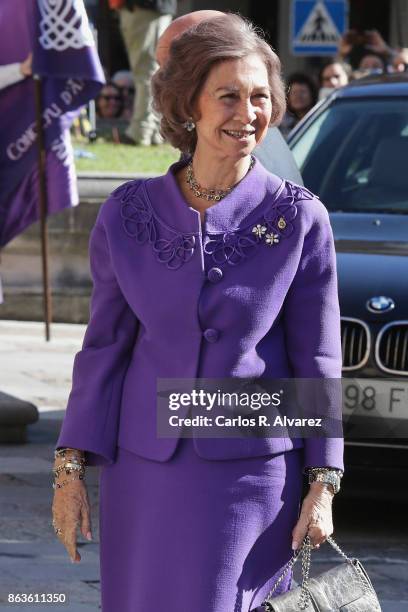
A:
[{"xmin": 0, "ymin": 175, "xmax": 142, "ymax": 324}]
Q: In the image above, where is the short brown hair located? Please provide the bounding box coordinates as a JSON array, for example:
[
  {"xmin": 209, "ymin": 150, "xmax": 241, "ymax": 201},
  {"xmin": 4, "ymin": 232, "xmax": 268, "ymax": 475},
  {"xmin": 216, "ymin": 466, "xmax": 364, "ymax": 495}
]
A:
[{"xmin": 151, "ymin": 13, "xmax": 286, "ymax": 154}]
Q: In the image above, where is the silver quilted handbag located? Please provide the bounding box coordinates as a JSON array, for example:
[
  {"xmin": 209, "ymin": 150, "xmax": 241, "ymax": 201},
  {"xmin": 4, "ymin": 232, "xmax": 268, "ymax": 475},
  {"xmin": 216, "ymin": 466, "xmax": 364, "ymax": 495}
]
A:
[{"xmin": 262, "ymin": 535, "xmax": 381, "ymax": 611}]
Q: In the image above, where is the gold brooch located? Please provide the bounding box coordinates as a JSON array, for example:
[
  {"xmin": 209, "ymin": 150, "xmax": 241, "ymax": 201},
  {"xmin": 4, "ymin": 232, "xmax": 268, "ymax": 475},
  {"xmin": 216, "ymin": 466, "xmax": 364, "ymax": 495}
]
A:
[{"xmin": 277, "ymin": 216, "xmax": 286, "ymax": 230}]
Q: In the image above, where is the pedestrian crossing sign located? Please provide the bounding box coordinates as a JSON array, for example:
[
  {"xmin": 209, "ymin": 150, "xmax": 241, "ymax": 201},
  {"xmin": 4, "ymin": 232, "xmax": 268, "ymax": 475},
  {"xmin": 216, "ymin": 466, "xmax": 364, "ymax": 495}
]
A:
[{"xmin": 292, "ymin": 0, "xmax": 347, "ymax": 56}]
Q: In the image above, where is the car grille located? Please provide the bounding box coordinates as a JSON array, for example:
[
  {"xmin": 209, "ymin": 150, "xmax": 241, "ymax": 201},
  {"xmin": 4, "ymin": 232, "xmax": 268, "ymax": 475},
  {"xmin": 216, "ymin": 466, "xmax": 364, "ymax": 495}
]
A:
[
  {"xmin": 376, "ymin": 322, "xmax": 408, "ymax": 375},
  {"xmin": 341, "ymin": 318, "xmax": 370, "ymax": 370}
]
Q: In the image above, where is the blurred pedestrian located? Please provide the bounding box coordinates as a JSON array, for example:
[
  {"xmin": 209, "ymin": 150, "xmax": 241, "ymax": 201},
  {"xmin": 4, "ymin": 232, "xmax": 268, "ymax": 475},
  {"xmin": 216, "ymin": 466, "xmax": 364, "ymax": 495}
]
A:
[
  {"xmin": 338, "ymin": 29, "xmax": 392, "ymax": 71},
  {"xmin": 280, "ymin": 73, "xmax": 318, "ymax": 138},
  {"xmin": 114, "ymin": 0, "xmax": 177, "ymax": 145},
  {"xmin": 96, "ymin": 82, "xmax": 124, "ymax": 119},
  {"xmin": 112, "ymin": 69, "xmax": 134, "ymax": 120},
  {"xmin": 318, "ymin": 59, "xmax": 350, "ymax": 99},
  {"xmin": 156, "ymin": 8, "xmax": 220, "ymax": 66},
  {"xmin": 391, "ymin": 48, "xmax": 408, "ymax": 73},
  {"xmin": 358, "ymin": 51, "xmax": 386, "ymax": 72}
]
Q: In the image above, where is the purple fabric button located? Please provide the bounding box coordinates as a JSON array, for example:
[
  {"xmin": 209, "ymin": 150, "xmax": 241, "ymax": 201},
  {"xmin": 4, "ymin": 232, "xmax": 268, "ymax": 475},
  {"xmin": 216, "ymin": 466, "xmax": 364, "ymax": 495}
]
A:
[
  {"xmin": 203, "ymin": 328, "xmax": 220, "ymax": 343},
  {"xmin": 207, "ymin": 267, "xmax": 223, "ymax": 283}
]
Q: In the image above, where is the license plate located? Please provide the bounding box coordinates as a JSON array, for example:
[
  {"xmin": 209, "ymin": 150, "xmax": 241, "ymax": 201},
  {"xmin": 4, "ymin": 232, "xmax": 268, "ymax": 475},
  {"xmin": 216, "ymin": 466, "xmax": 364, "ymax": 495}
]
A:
[{"xmin": 343, "ymin": 378, "xmax": 408, "ymax": 419}]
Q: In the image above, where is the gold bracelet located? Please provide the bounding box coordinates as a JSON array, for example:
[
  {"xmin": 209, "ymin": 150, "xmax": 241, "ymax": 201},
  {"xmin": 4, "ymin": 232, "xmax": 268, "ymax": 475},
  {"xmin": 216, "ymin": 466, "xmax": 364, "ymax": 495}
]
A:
[
  {"xmin": 53, "ymin": 455, "xmax": 85, "ymax": 472},
  {"xmin": 54, "ymin": 448, "xmax": 85, "ymax": 460},
  {"xmin": 54, "ymin": 454, "xmax": 85, "ymax": 467},
  {"xmin": 53, "ymin": 473, "xmax": 85, "ymax": 489},
  {"xmin": 53, "ymin": 462, "xmax": 86, "ymax": 479}
]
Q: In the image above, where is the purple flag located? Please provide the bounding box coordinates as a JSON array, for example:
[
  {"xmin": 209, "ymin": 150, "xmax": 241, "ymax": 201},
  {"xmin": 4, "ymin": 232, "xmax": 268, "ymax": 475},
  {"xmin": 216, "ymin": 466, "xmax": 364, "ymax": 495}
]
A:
[{"xmin": 0, "ymin": 0, "xmax": 105, "ymax": 247}]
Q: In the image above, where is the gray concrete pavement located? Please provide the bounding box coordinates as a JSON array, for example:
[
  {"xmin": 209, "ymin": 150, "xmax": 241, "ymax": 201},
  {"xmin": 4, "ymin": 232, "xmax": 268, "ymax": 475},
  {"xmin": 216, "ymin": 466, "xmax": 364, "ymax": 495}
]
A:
[
  {"xmin": 1, "ymin": 320, "xmax": 407, "ymax": 611},
  {"xmin": 0, "ymin": 409, "xmax": 101, "ymax": 611},
  {"xmin": 0, "ymin": 320, "xmax": 99, "ymax": 610}
]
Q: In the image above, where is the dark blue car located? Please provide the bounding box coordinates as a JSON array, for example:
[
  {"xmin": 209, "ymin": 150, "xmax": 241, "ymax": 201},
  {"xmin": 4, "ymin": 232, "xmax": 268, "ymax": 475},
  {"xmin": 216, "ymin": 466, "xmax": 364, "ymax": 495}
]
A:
[{"xmin": 287, "ymin": 73, "xmax": 408, "ymax": 498}]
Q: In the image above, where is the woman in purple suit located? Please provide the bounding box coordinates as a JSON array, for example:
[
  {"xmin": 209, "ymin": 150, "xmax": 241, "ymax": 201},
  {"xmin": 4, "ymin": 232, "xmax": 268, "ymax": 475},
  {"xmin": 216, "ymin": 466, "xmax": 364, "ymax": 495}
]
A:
[{"xmin": 52, "ymin": 13, "xmax": 344, "ymax": 612}]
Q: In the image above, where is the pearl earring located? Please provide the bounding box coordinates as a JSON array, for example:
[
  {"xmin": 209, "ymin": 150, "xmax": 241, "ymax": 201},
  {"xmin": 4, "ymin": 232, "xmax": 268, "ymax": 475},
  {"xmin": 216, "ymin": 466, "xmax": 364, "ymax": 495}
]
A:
[{"xmin": 183, "ymin": 117, "xmax": 196, "ymax": 132}]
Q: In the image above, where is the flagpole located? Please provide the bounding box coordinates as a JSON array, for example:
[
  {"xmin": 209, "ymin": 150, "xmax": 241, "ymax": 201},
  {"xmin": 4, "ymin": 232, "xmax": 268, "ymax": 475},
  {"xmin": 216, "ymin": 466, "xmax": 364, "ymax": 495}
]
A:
[{"xmin": 33, "ymin": 74, "xmax": 52, "ymax": 342}]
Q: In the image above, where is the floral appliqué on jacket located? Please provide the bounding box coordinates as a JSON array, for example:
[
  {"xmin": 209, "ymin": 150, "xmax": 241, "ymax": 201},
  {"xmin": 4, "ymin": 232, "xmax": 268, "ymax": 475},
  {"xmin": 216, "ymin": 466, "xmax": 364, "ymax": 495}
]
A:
[{"xmin": 114, "ymin": 180, "xmax": 317, "ymax": 270}]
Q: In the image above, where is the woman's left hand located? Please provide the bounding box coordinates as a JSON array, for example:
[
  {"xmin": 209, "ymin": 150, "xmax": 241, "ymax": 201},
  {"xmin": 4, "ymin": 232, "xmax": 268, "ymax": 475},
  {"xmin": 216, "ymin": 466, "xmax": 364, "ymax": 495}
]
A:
[{"xmin": 291, "ymin": 483, "xmax": 334, "ymax": 551}]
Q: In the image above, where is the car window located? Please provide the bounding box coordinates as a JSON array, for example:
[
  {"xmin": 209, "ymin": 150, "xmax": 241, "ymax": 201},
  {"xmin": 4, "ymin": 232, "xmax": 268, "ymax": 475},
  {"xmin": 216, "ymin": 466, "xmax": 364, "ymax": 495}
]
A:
[{"xmin": 290, "ymin": 98, "xmax": 408, "ymax": 213}]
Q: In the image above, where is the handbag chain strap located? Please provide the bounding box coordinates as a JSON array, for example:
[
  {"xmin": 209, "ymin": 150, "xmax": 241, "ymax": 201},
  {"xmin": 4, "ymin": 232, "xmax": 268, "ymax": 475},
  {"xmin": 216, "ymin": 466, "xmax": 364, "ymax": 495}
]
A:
[{"xmin": 262, "ymin": 535, "xmax": 354, "ymax": 610}]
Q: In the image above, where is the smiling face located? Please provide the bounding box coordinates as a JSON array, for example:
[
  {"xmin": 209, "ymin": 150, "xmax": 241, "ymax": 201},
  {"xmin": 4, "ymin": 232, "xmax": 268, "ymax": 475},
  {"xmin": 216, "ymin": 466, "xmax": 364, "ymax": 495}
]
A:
[{"xmin": 193, "ymin": 54, "xmax": 272, "ymax": 161}]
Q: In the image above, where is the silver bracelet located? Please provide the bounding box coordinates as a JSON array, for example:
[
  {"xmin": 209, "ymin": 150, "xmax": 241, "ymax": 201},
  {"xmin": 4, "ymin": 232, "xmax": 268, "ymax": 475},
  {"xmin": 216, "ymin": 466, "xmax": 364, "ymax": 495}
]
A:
[
  {"xmin": 307, "ymin": 468, "xmax": 343, "ymax": 494},
  {"xmin": 304, "ymin": 466, "xmax": 344, "ymax": 477}
]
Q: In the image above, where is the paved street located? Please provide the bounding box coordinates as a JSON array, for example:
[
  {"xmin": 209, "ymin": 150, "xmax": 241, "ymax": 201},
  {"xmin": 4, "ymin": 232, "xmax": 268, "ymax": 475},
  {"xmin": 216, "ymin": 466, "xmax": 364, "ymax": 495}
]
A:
[
  {"xmin": 0, "ymin": 321, "xmax": 100, "ymax": 611},
  {"xmin": 0, "ymin": 320, "xmax": 407, "ymax": 611}
]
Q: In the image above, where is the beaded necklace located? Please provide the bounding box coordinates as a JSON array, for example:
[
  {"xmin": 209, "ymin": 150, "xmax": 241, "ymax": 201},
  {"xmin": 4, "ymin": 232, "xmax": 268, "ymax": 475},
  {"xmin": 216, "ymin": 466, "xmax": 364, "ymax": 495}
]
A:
[{"xmin": 185, "ymin": 156, "xmax": 255, "ymax": 202}]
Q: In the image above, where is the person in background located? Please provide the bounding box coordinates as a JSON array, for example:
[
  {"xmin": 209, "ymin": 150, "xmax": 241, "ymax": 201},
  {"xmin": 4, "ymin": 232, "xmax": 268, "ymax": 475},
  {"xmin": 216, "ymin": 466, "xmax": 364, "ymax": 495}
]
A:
[
  {"xmin": 338, "ymin": 29, "xmax": 392, "ymax": 71},
  {"xmin": 95, "ymin": 82, "xmax": 124, "ymax": 119},
  {"xmin": 318, "ymin": 59, "xmax": 350, "ymax": 99},
  {"xmin": 391, "ymin": 48, "xmax": 408, "ymax": 73},
  {"xmin": 115, "ymin": 0, "xmax": 177, "ymax": 145},
  {"xmin": 357, "ymin": 51, "xmax": 387, "ymax": 72},
  {"xmin": 280, "ymin": 73, "xmax": 318, "ymax": 139},
  {"xmin": 112, "ymin": 69, "xmax": 134, "ymax": 120}
]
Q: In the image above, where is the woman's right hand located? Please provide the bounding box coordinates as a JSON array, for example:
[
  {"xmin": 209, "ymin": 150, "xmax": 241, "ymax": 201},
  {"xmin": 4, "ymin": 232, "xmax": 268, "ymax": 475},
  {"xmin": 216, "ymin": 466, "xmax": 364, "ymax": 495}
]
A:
[{"xmin": 52, "ymin": 474, "xmax": 92, "ymax": 563}]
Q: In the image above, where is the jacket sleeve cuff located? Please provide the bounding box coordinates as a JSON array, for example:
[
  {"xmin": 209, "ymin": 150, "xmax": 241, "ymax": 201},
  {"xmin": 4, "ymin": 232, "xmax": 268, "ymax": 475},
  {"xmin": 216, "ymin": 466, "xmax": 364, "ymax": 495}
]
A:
[
  {"xmin": 302, "ymin": 437, "xmax": 344, "ymax": 473},
  {"xmin": 55, "ymin": 432, "xmax": 117, "ymax": 466}
]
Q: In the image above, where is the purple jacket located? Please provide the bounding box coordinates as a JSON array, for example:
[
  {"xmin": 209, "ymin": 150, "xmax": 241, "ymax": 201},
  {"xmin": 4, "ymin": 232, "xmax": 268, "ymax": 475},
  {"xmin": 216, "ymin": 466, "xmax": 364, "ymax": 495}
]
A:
[{"xmin": 56, "ymin": 158, "xmax": 344, "ymax": 471}]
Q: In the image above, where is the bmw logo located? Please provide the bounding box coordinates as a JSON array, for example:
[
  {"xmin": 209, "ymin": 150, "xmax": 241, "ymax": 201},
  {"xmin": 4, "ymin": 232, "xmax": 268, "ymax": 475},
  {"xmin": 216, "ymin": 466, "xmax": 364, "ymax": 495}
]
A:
[{"xmin": 366, "ymin": 296, "xmax": 395, "ymax": 313}]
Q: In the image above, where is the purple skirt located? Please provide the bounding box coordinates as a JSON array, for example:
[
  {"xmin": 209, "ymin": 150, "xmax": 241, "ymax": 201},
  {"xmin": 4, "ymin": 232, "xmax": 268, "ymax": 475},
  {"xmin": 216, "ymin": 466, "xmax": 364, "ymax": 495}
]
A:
[{"xmin": 99, "ymin": 438, "xmax": 303, "ymax": 612}]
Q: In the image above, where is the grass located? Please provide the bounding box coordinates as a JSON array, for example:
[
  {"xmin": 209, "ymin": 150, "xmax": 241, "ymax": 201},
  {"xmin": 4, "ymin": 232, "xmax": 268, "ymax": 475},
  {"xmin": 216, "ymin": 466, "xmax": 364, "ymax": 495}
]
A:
[{"xmin": 73, "ymin": 140, "xmax": 180, "ymax": 175}]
